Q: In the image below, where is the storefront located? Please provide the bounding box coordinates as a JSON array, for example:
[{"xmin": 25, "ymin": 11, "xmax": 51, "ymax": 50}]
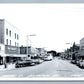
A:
[
  {"xmin": 5, "ymin": 45, "xmax": 19, "ymax": 63},
  {"xmin": 5, "ymin": 45, "xmax": 28, "ymax": 64}
]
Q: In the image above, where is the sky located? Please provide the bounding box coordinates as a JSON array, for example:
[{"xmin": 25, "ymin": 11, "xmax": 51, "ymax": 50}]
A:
[{"xmin": 0, "ymin": 3, "xmax": 84, "ymax": 52}]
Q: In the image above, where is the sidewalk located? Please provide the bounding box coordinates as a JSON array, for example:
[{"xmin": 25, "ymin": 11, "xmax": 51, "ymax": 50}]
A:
[{"xmin": 0, "ymin": 64, "xmax": 16, "ymax": 71}]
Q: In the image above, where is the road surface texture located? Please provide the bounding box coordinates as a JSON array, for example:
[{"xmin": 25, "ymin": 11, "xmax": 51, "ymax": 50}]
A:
[{"xmin": 0, "ymin": 58, "xmax": 84, "ymax": 78}]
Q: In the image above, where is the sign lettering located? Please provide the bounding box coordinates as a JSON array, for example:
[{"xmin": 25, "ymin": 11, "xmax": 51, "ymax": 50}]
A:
[{"xmin": 7, "ymin": 47, "xmax": 17, "ymax": 51}]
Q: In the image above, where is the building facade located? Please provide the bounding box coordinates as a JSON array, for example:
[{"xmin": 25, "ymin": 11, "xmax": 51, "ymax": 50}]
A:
[
  {"xmin": 0, "ymin": 19, "xmax": 20, "ymax": 66},
  {"xmin": 36, "ymin": 48, "xmax": 47, "ymax": 57},
  {"xmin": 80, "ymin": 38, "xmax": 84, "ymax": 50},
  {"xmin": 20, "ymin": 46, "xmax": 39, "ymax": 56},
  {"xmin": 77, "ymin": 38, "xmax": 84, "ymax": 58},
  {"xmin": 0, "ymin": 19, "xmax": 19, "ymax": 46}
]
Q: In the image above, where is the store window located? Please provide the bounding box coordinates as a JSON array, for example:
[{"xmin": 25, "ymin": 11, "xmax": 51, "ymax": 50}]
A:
[
  {"xmin": 15, "ymin": 33, "xmax": 16, "ymax": 39},
  {"xmin": 17, "ymin": 34, "xmax": 19, "ymax": 40}
]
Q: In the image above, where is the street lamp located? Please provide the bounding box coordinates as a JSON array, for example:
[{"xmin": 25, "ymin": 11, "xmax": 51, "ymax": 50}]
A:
[
  {"xmin": 66, "ymin": 43, "xmax": 72, "ymax": 49},
  {"xmin": 66, "ymin": 43, "xmax": 72, "ymax": 45},
  {"xmin": 29, "ymin": 34, "xmax": 36, "ymax": 36},
  {"xmin": 26, "ymin": 34, "xmax": 36, "ymax": 57}
]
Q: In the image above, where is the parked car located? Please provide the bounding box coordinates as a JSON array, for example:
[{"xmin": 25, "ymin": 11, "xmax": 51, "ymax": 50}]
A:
[
  {"xmin": 76, "ymin": 60, "xmax": 80, "ymax": 66},
  {"xmin": 37, "ymin": 59, "xmax": 44, "ymax": 64},
  {"xmin": 44, "ymin": 55, "xmax": 53, "ymax": 61},
  {"xmin": 32, "ymin": 59, "xmax": 44, "ymax": 64},
  {"xmin": 62, "ymin": 57, "xmax": 65, "ymax": 60},
  {"xmin": 15, "ymin": 60, "xmax": 35, "ymax": 68},
  {"xmin": 76, "ymin": 56, "xmax": 84, "ymax": 68},
  {"xmin": 78, "ymin": 60, "xmax": 84, "ymax": 68}
]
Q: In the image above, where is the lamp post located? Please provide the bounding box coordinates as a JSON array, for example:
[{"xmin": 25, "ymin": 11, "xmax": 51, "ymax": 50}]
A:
[
  {"xmin": 66, "ymin": 43, "xmax": 72, "ymax": 49},
  {"xmin": 66, "ymin": 43, "xmax": 72, "ymax": 45},
  {"xmin": 26, "ymin": 34, "xmax": 36, "ymax": 57}
]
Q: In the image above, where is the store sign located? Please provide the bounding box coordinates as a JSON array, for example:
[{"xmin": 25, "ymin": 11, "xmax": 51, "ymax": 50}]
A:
[
  {"xmin": 5, "ymin": 45, "xmax": 19, "ymax": 54},
  {"xmin": 7, "ymin": 47, "xmax": 17, "ymax": 51}
]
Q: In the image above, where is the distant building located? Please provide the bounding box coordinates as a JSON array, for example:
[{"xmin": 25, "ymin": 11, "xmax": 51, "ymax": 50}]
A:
[
  {"xmin": 80, "ymin": 38, "xmax": 84, "ymax": 50},
  {"xmin": 20, "ymin": 46, "xmax": 39, "ymax": 57},
  {"xmin": 37, "ymin": 48, "xmax": 47, "ymax": 57},
  {"xmin": 77, "ymin": 38, "xmax": 84, "ymax": 57}
]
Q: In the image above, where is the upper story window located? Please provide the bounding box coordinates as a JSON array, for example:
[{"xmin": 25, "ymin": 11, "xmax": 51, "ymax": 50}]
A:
[
  {"xmin": 17, "ymin": 34, "xmax": 19, "ymax": 40},
  {"xmin": 6, "ymin": 29, "xmax": 8, "ymax": 35},
  {"xmin": 15, "ymin": 33, "xmax": 16, "ymax": 39},
  {"xmin": 9, "ymin": 30, "xmax": 11, "ymax": 37}
]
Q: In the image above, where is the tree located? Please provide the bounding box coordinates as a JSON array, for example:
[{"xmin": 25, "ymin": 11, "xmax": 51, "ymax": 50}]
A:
[{"xmin": 47, "ymin": 50, "xmax": 57, "ymax": 57}]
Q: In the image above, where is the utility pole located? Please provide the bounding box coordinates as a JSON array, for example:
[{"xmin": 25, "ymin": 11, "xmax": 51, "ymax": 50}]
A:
[{"xmin": 26, "ymin": 34, "xmax": 36, "ymax": 59}]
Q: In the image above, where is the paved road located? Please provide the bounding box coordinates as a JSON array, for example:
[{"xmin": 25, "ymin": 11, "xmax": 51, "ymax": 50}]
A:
[{"xmin": 0, "ymin": 58, "xmax": 84, "ymax": 78}]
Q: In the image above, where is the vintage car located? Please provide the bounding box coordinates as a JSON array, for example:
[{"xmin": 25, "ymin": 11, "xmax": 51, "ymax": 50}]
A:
[
  {"xmin": 44, "ymin": 54, "xmax": 53, "ymax": 61},
  {"xmin": 15, "ymin": 60, "xmax": 35, "ymax": 68}
]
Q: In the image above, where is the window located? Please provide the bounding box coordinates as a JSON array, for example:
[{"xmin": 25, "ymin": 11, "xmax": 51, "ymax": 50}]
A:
[
  {"xmin": 10, "ymin": 40, "xmax": 11, "ymax": 45},
  {"xmin": 9, "ymin": 30, "xmax": 11, "ymax": 37},
  {"xmin": 6, "ymin": 39, "xmax": 8, "ymax": 45},
  {"xmin": 15, "ymin": 33, "xmax": 16, "ymax": 39},
  {"xmin": 17, "ymin": 34, "xmax": 19, "ymax": 40},
  {"xmin": 15, "ymin": 42, "xmax": 16, "ymax": 46},
  {"xmin": 6, "ymin": 29, "xmax": 8, "ymax": 35}
]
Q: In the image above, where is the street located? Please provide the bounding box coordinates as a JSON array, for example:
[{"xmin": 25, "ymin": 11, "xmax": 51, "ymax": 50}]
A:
[{"xmin": 0, "ymin": 57, "xmax": 84, "ymax": 78}]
